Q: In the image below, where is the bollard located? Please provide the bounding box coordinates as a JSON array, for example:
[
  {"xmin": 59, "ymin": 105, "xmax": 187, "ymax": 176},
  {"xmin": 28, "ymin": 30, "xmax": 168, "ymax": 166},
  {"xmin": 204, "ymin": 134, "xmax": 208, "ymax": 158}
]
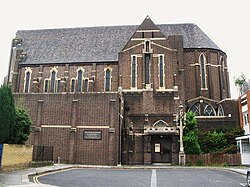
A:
[{"xmin": 58, "ymin": 156, "xmax": 60, "ymax": 165}]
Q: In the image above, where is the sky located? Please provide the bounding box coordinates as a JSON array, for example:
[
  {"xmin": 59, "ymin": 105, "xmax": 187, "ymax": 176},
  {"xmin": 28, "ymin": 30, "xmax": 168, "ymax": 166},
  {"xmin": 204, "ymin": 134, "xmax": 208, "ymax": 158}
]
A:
[{"xmin": 0, "ymin": 0, "xmax": 249, "ymax": 99}]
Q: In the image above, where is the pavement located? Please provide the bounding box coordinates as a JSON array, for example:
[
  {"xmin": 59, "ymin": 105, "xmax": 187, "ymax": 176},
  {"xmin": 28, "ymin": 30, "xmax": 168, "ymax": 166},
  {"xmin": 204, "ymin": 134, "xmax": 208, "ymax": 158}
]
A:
[{"xmin": 0, "ymin": 164, "xmax": 248, "ymax": 187}]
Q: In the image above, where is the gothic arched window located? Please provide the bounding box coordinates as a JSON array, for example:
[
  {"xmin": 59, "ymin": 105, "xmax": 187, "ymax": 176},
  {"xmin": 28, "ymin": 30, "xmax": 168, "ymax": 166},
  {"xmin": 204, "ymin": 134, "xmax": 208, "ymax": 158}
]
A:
[
  {"xmin": 220, "ymin": 57, "xmax": 225, "ymax": 90},
  {"xmin": 189, "ymin": 101, "xmax": 216, "ymax": 116},
  {"xmin": 84, "ymin": 79, "xmax": 88, "ymax": 92},
  {"xmin": 77, "ymin": 70, "xmax": 83, "ymax": 92},
  {"xmin": 24, "ymin": 71, "xmax": 31, "ymax": 93},
  {"xmin": 199, "ymin": 54, "xmax": 207, "ymax": 89},
  {"xmin": 159, "ymin": 55, "xmax": 164, "ymax": 88},
  {"xmin": 71, "ymin": 79, "xmax": 76, "ymax": 92},
  {"xmin": 131, "ymin": 56, "xmax": 137, "ymax": 88},
  {"xmin": 44, "ymin": 80, "xmax": 49, "ymax": 93},
  {"xmin": 50, "ymin": 71, "xmax": 56, "ymax": 92},
  {"xmin": 145, "ymin": 55, "xmax": 150, "ymax": 84},
  {"xmin": 145, "ymin": 41, "xmax": 149, "ymax": 52},
  {"xmin": 217, "ymin": 105, "xmax": 224, "ymax": 116},
  {"xmin": 189, "ymin": 103, "xmax": 200, "ymax": 116},
  {"xmin": 105, "ymin": 69, "xmax": 111, "ymax": 92},
  {"xmin": 204, "ymin": 105, "xmax": 215, "ymax": 116}
]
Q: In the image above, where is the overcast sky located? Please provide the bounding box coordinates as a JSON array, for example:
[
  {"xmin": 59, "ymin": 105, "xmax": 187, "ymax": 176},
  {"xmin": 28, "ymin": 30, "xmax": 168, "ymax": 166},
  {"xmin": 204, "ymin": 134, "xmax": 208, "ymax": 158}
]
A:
[{"xmin": 1, "ymin": 0, "xmax": 249, "ymax": 99}]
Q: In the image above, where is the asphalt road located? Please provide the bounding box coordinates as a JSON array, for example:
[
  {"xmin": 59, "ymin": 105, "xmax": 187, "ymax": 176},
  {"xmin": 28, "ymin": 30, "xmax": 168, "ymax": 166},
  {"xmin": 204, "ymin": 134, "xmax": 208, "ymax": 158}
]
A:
[{"xmin": 34, "ymin": 168, "xmax": 247, "ymax": 187}]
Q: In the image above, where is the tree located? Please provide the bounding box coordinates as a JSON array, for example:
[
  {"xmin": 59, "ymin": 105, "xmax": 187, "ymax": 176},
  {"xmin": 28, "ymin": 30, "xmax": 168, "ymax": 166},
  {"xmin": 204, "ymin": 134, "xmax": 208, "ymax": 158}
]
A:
[
  {"xmin": 0, "ymin": 84, "xmax": 16, "ymax": 143},
  {"xmin": 234, "ymin": 73, "xmax": 247, "ymax": 95},
  {"xmin": 0, "ymin": 85, "xmax": 32, "ymax": 144},
  {"xmin": 8, "ymin": 107, "xmax": 32, "ymax": 144},
  {"xmin": 183, "ymin": 112, "xmax": 201, "ymax": 154}
]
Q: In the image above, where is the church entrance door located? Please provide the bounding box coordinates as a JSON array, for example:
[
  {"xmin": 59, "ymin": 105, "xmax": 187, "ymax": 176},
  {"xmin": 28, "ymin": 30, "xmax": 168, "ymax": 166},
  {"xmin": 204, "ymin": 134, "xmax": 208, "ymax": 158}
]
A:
[{"xmin": 151, "ymin": 135, "xmax": 171, "ymax": 163}]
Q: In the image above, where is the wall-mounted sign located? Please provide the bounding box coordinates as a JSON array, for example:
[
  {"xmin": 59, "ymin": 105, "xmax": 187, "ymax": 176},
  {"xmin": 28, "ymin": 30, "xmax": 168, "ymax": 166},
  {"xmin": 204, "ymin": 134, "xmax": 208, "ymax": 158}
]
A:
[
  {"xmin": 155, "ymin": 143, "xmax": 160, "ymax": 153},
  {"xmin": 83, "ymin": 131, "xmax": 102, "ymax": 140}
]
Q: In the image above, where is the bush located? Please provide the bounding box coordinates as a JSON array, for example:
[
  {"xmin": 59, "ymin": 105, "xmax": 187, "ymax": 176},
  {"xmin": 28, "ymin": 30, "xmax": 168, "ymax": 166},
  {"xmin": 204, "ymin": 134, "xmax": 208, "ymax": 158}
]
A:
[
  {"xmin": 196, "ymin": 159, "xmax": 204, "ymax": 166},
  {"xmin": 183, "ymin": 131, "xmax": 201, "ymax": 154}
]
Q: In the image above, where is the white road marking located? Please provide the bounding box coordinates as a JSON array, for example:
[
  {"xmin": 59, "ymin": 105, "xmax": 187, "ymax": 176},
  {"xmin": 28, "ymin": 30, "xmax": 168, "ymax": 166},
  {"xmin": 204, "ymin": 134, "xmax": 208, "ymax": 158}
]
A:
[
  {"xmin": 151, "ymin": 169, "xmax": 157, "ymax": 187},
  {"xmin": 240, "ymin": 183, "xmax": 246, "ymax": 186}
]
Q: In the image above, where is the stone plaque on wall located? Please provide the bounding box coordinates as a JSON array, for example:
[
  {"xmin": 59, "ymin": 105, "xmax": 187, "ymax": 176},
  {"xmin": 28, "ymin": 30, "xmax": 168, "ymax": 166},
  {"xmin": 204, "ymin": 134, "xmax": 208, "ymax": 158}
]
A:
[{"xmin": 83, "ymin": 131, "xmax": 102, "ymax": 140}]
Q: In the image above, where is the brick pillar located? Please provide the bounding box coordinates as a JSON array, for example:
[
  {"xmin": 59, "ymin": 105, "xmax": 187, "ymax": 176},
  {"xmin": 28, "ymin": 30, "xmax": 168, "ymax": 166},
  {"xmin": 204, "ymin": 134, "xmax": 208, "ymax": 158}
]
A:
[
  {"xmin": 108, "ymin": 99, "xmax": 117, "ymax": 165},
  {"xmin": 34, "ymin": 100, "xmax": 43, "ymax": 146},
  {"xmin": 69, "ymin": 100, "xmax": 78, "ymax": 164}
]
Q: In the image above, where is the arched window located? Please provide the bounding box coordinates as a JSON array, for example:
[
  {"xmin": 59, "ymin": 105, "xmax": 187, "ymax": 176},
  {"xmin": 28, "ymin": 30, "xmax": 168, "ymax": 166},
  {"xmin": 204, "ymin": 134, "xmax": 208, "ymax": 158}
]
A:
[
  {"xmin": 145, "ymin": 55, "xmax": 150, "ymax": 84},
  {"xmin": 189, "ymin": 103, "xmax": 200, "ymax": 116},
  {"xmin": 217, "ymin": 105, "xmax": 224, "ymax": 116},
  {"xmin": 105, "ymin": 69, "xmax": 111, "ymax": 91},
  {"xmin": 159, "ymin": 55, "xmax": 164, "ymax": 88},
  {"xmin": 50, "ymin": 71, "xmax": 56, "ymax": 92},
  {"xmin": 84, "ymin": 79, "xmax": 88, "ymax": 92},
  {"xmin": 56, "ymin": 80, "xmax": 60, "ymax": 92},
  {"xmin": 24, "ymin": 71, "xmax": 31, "ymax": 93},
  {"xmin": 220, "ymin": 57, "xmax": 225, "ymax": 90},
  {"xmin": 199, "ymin": 54, "xmax": 207, "ymax": 89},
  {"xmin": 131, "ymin": 56, "xmax": 137, "ymax": 88},
  {"xmin": 77, "ymin": 70, "xmax": 83, "ymax": 92},
  {"xmin": 145, "ymin": 41, "xmax": 149, "ymax": 52},
  {"xmin": 71, "ymin": 79, "xmax": 76, "ymax": 92},
  {"xmin": 189, "ymin": 101, "xmax": 216, "ymax": 116},
  {"xmin": 204, "ymin": 105, "xmax": 215, "ymax": 116},
  {"xmin": 44, "ymin": 80, "xmax": 49, "ymax": 93}
]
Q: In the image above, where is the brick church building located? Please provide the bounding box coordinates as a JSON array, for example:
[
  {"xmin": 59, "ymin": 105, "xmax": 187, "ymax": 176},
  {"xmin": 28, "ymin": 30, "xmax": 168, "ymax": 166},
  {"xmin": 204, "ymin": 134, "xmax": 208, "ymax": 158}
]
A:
[{"xmin": 6, "ymin": 17, "xmax": 239, "ymax": 165}]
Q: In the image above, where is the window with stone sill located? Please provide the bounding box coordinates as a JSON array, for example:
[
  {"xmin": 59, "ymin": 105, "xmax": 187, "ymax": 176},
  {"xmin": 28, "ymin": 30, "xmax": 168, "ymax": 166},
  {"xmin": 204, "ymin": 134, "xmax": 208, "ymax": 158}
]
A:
[
  {"xmin": 105, "ymin": 69, "xmax": 111, "ymax": 92},
  {"xmin": 199, "ymin": 54, "xmax": 207, "ymax": 89},
  {"xmin": 24, "ymin": 71, "xmax": 31, "ymax": 93},
  {"xmin": 71, "ymin": 79, "xmax": 76, "ymax": 92},
  {"xmin": 84, "ymin": 79, "xmax": 88, "ymax": 92},
  {"xmin": 131, "ymin": 56, "xmax": 137, "ymax": 88}
]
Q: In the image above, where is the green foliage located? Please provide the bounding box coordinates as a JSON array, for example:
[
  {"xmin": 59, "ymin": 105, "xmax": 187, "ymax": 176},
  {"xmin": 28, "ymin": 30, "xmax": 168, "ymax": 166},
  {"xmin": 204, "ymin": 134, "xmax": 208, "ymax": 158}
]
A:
[
  {"xmin": 196, "ymin": 159, "xmax": 204, "ymax": 166},
  {"xmin": 183, "ymin": 131, "xmax": 201, "ymax": 154},
  {"xmin": 197, "ymin": 127, "xmax": 244, "ymax": 154},
  {"xmin": 8, "ymin": 108, "xmax": 32, "ymax": 144},
  {"xmin": 183, "ymin": 112, "xmax": 201, "ymax": 154},
  {"xmin": 0, "ymin": 85, "xmax": 32, "ymax": 144},
  {"xmin": 184, "ymin": 111, "xmax": 197, "ymax": 135},
  {"xmin": 0, "ymin": 84, "xmax": 16, "ymax": 143}
]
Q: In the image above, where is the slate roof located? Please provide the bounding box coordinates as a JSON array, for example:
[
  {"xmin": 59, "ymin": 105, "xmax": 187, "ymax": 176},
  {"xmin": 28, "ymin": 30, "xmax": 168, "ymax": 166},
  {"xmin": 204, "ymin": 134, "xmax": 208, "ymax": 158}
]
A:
[{"xmin": 16, "ymin": 23, "xmax": 221, "ymax": 65}]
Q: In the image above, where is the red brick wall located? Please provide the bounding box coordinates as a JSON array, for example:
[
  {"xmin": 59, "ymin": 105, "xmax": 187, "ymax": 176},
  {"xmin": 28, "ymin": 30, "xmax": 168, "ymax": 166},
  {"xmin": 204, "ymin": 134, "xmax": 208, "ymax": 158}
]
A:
[{"xmin": 14, "ymin": 93, "xmax": 120, "ymax": 165}]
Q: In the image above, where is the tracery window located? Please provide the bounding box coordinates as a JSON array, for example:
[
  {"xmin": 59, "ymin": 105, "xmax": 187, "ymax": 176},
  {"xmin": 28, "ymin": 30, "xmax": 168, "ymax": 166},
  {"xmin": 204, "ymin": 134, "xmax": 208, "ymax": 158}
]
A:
[
  {"xmin": 24, "ymin": 71, "xmax": 31, "ymax": 93},
  {"xmin": 131, "ymin": 56, "xmax": 137, "ymax": 88},
  {"xmin": 199, "ymin": 54, "xmax": 207, "ymax": 89},
  {"xmin": 189, "ymin": 101, "xmax": 216, "ymax": 116},
  {"xmin": 204, "ymin": 105, "xmax": 215, "ymax": 116},
  {"xmin": 189, "ymin": 103, "xmax": 200, "ymax": 116},
  {"xmin": 217, "ymin": 105, "xmax": 224, "ymax": 116},
  {"xmin": 159, "ymin": 55, "xmax": 164, "ymax": 88},
  {"xmin": 105, "ymin": 69, "xmax": 111, "ymax": 92}
]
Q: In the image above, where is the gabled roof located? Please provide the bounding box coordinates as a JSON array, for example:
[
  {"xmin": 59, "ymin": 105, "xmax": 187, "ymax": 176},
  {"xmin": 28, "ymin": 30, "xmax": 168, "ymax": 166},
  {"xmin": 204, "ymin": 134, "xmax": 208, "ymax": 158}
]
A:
[{"xmin": 16, "ymin": 23, "xmax": 221, "ymax": 65}]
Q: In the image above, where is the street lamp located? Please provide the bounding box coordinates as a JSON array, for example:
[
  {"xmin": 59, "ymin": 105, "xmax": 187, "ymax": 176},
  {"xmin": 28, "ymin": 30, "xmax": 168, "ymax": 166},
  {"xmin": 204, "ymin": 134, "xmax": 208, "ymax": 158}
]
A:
[{"xmin": 177, "ymin": 103, "xmax": 186, "ymax": 165}]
